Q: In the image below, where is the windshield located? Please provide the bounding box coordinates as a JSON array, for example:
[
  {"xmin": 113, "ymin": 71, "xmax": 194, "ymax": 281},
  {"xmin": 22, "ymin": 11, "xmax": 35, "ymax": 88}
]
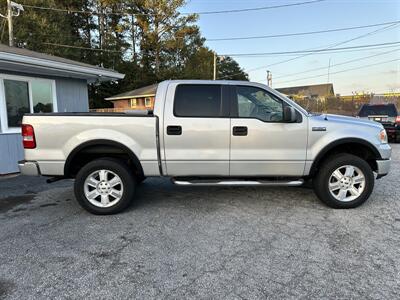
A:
[{"xmin": 358, "ymin": 104, "xmax": 398, "ymax": 117}]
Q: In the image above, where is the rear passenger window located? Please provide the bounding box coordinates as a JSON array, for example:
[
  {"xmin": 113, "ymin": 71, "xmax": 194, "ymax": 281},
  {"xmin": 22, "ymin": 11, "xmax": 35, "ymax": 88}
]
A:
[{"xmin": 174, "ymin": 84, "xmax": 222, "ymax": 117}]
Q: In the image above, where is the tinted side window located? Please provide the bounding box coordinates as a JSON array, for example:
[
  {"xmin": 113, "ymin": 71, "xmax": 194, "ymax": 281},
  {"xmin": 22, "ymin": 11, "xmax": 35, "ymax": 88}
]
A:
[
  {"xmin": 174, "ymin": 84, "xmax": 222, "ymax": 117},
  {"xmin": 236, "ymin": 86, "xmax": 283, "ymax": 122}
]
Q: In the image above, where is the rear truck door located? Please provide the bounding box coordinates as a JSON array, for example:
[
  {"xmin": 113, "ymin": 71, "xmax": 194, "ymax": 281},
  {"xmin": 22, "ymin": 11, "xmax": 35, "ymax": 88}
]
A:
[
  {"xmin": 163, "ymin": 83, "xmax": 231, "ymax": 176},
  {"xmin": 229, "ymin": 85, "xmax": 308, "ymax": 176}
]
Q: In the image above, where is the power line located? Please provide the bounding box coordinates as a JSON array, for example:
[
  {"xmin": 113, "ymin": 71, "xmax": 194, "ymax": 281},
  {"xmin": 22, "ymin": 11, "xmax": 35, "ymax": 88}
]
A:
[
  {"xmin": 273, "ymin": 48, "xmax": 400, "ymax": 79},
  {"xmin": 42, "ymin": 41, "xmax": 400, "ymax": 57},
  {"xmin": 21, "ymin": 0, "xmax": 325, "ymax": 16},
  {"xmin": 221, "ymin": 41, "xmax": 400, "ymax": 57},
  {"xmin": 274, "ymin": 58, "xmax": 400, "ymax": 86},
  {"xmin": 253, "ymin": 23, "xmax": 399, "ymax": 69},
  {"xmin": 38, "ymin": 19, "xmax": 397, "ymax": 57},
  {"xmin": 220, "ymin": 23, "xmax": 399, "ymax": 79},
  {"xmin": 29, "ymin": 31, "xmax": 400, "ymax": 57},
  {"xmin": 43, "ymin": 42, "xmax": 124, "ymax": 53},
  {"xmin": 207, "ymin": 20, "xmax": 400, "ymax": 41},
  {"xmin": 22, "ymin": 4, "xmax": 137, "ymax": 16},
  {"xmin": 217, "ymin": 44, "xmax": 400, "ymax": 58},
  {"xmin": 188, "ymin": 0, "xmax": 325, "ymax": 15}
]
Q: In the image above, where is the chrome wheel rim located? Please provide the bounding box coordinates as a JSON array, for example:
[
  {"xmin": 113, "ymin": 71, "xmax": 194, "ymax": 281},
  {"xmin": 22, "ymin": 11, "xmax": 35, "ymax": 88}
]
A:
[
  {"xmin": 328, "ymin": 165, "xmax": 365, "ymax": 202},
  {"xmin": 83, "ymin": 169, "xmax": 124, "ymax": 208}
]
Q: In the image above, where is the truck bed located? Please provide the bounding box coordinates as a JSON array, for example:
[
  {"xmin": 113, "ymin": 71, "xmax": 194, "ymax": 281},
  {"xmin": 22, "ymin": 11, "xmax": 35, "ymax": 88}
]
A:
[{"xmin": 22, "ymin": 112, "xmax": 160, "ymax": 176}]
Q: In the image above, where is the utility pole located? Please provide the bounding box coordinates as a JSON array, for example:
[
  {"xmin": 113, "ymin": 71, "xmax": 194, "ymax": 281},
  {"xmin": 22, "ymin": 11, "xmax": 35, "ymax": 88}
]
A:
[
  {"xmin": 1, "ymin": 1, "xmax": 23, "ymax": 47},
  {"xmin": 213, "ymin": 52, "xmax": 217, "ymax": 80},
  {"xmin": 327, "ymin": 58, "xmax": 331, "ymax": 84},
  {"xmin": 325, "ymin": 58, "xmax": 332, "ymax": 113},
  {"xmin": 7, "ymin": 0, "xmax": 13, "ymax": 46},
  {"xmin": 267, "ymin": 70, "xmax": 272, "ymax": 87}
]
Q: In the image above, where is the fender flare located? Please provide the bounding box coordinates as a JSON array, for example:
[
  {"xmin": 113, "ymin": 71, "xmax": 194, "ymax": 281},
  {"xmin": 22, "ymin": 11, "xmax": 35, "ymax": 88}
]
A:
[
  {"xmin": 309, "ymin": 138, "xmax": 382, "ymax": 176},
  {"xmin": 64, "ymin": 139, "xmax": 144, "ymax": 177}
]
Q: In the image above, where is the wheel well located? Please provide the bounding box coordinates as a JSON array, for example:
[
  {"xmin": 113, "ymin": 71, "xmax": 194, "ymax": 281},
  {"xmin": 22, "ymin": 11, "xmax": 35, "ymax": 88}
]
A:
[
  {"xmin": 64, "ymin": 140, "xmax": 144, "ymax": 179},
  {"xmin": 310, "ymin": 141, "xmax": 380, "ymax": 176}
]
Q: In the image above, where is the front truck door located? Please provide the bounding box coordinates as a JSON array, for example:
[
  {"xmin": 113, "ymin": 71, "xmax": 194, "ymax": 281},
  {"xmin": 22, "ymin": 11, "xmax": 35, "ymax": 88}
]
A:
[
  {"xmin": 163, "ymin": 83, "xmax": 231, "ymax": 176},
  {"xmin": 229, "ymin": 85, "xmax": 308, "ymax": 177}
]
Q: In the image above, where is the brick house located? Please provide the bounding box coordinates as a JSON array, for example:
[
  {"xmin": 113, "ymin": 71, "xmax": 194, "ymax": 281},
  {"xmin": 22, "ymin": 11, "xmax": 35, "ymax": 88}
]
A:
[{"xmin": 105, "ymin": 83, "xmax": 158, "ymax": 111}]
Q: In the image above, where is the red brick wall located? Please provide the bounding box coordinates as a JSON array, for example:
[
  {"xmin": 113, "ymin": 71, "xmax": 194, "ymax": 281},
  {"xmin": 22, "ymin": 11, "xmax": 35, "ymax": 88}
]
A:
[{"xmin": 112, "ymin": 99, "xmax": 130, "ymax": 108}]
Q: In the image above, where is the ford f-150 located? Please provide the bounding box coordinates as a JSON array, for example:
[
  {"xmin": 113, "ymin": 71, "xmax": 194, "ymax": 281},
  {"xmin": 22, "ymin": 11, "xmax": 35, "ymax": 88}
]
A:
[{"xmin": 19, "ymin": 80, "xmax": 391, "ymax": 214}]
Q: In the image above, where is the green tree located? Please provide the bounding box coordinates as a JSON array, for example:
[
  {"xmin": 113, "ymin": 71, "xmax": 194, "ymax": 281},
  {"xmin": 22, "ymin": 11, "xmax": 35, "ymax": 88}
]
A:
[
  {"xmin": 183, "ymin": 48, "xmax": 249, "ymax": 80},
  {"xmin": 132, "ymin": 0, "xmax": 201, "ymax": 78},
  {"xmin": 217, "ymin": 56, "xmax": 248, "ymax": 80},
  {"xmin": 9, "ymin": 1, "xmax": 92, "ymax": 61},
  {"xmin": 2, "ymin": 0, "xmax": 248, "ymax": 108}
]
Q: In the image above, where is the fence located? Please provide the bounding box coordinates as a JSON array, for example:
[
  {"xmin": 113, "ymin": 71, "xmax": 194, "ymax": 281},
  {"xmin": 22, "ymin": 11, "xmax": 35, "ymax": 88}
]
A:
[{"xmin": 294, "ymin": 95, "xmax": 400, "ymax": 116}]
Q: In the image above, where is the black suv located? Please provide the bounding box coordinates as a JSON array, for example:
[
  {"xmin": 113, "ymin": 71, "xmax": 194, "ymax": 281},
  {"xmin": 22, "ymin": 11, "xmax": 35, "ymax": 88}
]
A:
[{"xmin": 358, "ymin": 103, "xmax": 400, "ymax": 142}]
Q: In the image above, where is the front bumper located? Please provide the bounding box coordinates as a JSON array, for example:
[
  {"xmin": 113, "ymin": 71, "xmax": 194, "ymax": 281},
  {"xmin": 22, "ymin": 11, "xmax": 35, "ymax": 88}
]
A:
[
  {"xmin": 18, "ymin": 160, "xmax": 40, "ymax": 176},
  {"xmin": 376, "ymin": 159, "xmax": 391, "ymax": 179},
  {"xmin": 376, "ymin": 143, "xmax": 392, "ymax": 160}
]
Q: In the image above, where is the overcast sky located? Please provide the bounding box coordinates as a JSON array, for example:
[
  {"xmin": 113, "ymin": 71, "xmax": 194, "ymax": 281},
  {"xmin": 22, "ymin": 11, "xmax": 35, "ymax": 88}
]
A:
[{"xmin": 183, "ymin": 0, "xmax": 400, "ymax": 95}]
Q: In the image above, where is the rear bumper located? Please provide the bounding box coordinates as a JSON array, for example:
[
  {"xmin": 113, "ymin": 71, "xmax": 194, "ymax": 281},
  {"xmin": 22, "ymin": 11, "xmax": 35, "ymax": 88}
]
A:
[
  {"xmin": 18, "ymin": 160, "xmax": 40, "ymax": 176},
  {"xmin": 376, "ymin": 159, "xmax": 391, "ymax": 179},
  {"xmin": 383, "ymin": 125, "xmax": 400, "ymax": 138}
]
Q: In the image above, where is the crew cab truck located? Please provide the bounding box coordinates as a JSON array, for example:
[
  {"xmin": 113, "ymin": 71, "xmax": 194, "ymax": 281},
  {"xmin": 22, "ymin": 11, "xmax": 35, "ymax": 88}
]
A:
[{"xmin": 19, "ymin": 80, "xmax": 391, "ymax": 214}]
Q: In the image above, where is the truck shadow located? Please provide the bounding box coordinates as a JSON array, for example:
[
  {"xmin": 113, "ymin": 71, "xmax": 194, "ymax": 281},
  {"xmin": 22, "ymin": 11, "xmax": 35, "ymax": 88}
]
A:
[{"xmin": 129, "ymin": 177, "xmax": 321, "ymax": 213}]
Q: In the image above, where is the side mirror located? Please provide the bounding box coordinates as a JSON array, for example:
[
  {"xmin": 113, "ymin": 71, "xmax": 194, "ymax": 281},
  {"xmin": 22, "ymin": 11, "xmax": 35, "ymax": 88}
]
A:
[{"xmin": 283, "ymin": 106, "xmax": 297, "ymax": 123}]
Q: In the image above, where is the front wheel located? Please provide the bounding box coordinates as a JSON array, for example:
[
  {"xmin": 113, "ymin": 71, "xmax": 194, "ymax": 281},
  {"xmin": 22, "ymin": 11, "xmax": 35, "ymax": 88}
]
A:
[
  {"xmin": 74, "ymin": 158, "xmax": 136, "ymax": 214},
  {"xmin": 313, "ymin": 154, "xmax": 374, "ymax": 208}
]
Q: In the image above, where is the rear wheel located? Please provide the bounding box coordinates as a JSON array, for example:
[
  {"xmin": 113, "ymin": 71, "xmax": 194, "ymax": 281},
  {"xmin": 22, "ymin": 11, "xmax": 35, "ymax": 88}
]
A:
[
  {"xmin": 313, "ymin": 154, "xmax": 374, "ymax": 208},
  {"xmin": 74, "ymin": 158, "xmax": 136, "ymax": 214}
]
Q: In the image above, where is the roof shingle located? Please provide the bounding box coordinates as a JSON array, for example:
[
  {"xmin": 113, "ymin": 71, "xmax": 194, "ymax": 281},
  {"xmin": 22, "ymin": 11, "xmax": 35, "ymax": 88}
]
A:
[{"xmin": 106, "ymin": 84, "xmax": 158, "ymax": 100}]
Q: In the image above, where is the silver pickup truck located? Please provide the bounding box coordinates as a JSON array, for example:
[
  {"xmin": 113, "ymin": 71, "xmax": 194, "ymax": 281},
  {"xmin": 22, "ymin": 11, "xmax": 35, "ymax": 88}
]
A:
[{"xmin": 19, "ymin": 80, "xmax": 391, "ymax": 214}]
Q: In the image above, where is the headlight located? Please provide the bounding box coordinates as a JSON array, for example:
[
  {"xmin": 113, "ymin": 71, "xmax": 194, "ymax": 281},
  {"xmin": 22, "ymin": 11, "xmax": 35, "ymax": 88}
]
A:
[{"xmin": 379, "ymin": 129, "xmax": 388, "ymax": 144}]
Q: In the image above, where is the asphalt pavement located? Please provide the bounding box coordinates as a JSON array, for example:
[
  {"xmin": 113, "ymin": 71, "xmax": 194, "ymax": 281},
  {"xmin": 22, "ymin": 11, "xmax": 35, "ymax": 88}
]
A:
[{"xmin": 0, "ymin": 144, "xmax": 399, "ymax": 299}]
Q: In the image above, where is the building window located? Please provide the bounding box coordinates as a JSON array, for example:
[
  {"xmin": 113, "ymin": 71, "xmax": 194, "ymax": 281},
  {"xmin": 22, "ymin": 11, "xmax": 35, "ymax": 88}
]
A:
[
  {"xmin": 130, "ymin": 98, "xmax": 137, "ymax": 108},
  {"xmin": 4, "ymin": 80, "xmax": 30, "ymax": 128},
  {"xmin": 0, "ymin": 75, "xmax": 57, "ymax": 133},
  {"xmin": 145, "ymin": 97, "xmax": 152, "ymax": 108},
  {"xmin": 31, "ymin": 80, "xmax": 54, "ymax": 113}
]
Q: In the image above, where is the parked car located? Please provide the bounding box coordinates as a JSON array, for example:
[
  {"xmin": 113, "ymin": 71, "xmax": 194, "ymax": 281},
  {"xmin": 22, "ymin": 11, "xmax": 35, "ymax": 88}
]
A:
[
  {"xmin": 19, "ymin": 80, "xmax": 391, "ymax": 214},
  {"xmin": 357, "ymin": 103, "xmax": 400, "ymax": 143}
]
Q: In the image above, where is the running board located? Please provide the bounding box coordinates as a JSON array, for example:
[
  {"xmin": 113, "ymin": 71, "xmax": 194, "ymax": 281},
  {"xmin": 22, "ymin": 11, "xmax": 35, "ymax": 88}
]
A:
[{"xmin": 172, "ymin": 178, "xmax": 304, "ymax": 186}]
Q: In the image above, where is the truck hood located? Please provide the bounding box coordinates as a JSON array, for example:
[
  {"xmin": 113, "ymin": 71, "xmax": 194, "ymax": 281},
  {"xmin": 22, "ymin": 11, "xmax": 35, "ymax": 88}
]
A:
[{"xmin": 310, "ymin": 113, "xmax": 383, "ymax": 130}]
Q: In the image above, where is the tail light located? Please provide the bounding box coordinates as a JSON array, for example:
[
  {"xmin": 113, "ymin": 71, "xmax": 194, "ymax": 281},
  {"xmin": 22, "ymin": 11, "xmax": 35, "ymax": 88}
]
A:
[
  {"xmin": 396, "ymin": 116, "xmax": 400, "ymax": 124},
  {"xmin": 21, "ymin": 124, "xmax": 36, "ymax": 149}
]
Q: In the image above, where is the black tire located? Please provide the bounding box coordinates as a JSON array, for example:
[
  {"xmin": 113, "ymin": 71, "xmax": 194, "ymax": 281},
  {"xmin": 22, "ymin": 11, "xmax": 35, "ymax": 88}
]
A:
[
  {"xmin": 74, "ymin": 158, "xmax": 136, "ymax": 214},
  {"xmin": 313, "ymin": 154, "xmax": 374, "ymax": 209}
]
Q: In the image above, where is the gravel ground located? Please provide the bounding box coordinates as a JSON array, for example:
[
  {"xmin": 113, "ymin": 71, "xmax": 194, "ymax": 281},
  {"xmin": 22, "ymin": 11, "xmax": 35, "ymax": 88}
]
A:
[{"xmin": 0, "ymin": 144, "xmax": 399, "ymax": 299}]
